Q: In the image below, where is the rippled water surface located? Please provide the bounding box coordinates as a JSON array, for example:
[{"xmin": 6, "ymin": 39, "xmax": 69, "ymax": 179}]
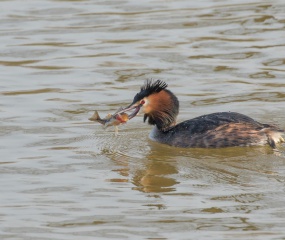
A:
[{"xmin": 1, "ymin": 0, "xmax": 285, "ymax": 239}]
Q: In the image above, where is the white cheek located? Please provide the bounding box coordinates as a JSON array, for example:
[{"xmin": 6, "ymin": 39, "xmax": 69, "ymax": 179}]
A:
[{"xmin": 142, "ymin": 98, "xmax": 150, "ymax": 113}]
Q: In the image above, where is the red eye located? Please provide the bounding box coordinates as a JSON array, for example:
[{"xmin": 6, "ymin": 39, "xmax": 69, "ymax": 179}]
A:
[{"xmin": 140, "ymin": 100, "xmax": 145, "ymax": 105}]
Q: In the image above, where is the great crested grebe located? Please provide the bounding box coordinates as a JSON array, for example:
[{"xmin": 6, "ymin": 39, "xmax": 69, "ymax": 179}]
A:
[{"xmin": 118, "ymin": 80, "xmax": 284, "ymax": 148}]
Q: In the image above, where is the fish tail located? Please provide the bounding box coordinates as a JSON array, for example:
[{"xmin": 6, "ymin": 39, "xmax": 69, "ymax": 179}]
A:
[
  {"xmin": 89, "ymin": 110, "xmax": 100, "ymax": 121},
  {"xmin": 89, "ymin": 111, "xmax": 108, "ymax": 126}
]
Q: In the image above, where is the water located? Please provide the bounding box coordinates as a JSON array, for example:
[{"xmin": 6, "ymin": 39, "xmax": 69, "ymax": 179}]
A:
[{"xmin": 1, "ymin": 0, "xmax": 285, "ymax": 239}]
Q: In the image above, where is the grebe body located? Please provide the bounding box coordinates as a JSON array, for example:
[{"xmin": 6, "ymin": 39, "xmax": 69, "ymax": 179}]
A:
[
  {"xmin": 119, "ymin": 80, "xmax": 284, "ymax": 148},
  {"xmin": 149, "ymin": 112, "xmax": 283, "ymax": 148}
]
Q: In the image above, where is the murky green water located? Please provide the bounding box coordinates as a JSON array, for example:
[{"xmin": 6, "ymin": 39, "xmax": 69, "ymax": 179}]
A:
[{"xmin": 1, "ymin": 0, "xmax": 285, "ymax": 239}]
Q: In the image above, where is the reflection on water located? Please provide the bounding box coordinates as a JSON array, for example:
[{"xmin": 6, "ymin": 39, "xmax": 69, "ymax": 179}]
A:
[
  {"xmin": 132, "ymin": 158, "xmax": 179, "ymax": 193},
  {"xmin": 1, "ymin": 0, "xmax": 285, "ymax": 239}
]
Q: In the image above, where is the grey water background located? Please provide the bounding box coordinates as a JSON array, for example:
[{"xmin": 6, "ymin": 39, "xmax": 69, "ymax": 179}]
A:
[{"xmin": 1, "ymin": 0, "xmax": 285, "ymax": 239}]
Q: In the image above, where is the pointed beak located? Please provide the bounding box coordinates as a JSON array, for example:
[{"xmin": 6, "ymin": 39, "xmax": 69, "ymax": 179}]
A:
[{"xmin": 116, "ymin": 103, "xmax": 142, "ymax": 120}]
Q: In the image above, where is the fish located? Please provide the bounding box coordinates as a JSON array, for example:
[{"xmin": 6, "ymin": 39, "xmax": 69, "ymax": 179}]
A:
[
  {"xmin": 89, "ymin": 110, "xmax": 129, "ymax": 134},
  {"xmin": 88, "ymin": 110, "xmax": 129, "ymax": 128}
]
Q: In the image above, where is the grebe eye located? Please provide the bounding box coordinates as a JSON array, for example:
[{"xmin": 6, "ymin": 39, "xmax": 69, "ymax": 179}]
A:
[{"xmin": 140, "ymin": 100, "xmax": 145, "ymax": 105}]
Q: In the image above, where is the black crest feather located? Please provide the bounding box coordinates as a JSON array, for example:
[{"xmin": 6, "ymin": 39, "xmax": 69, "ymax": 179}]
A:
[{"xmin": 132, "ymin": 79, "xmax": 168, "ymax": 103}]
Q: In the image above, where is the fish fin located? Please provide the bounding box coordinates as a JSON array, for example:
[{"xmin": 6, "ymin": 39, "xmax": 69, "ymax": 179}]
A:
[
  {"xmin": 114, "ymin": 106, "xmax": 124, "ymax": 114},
  {"xmin": 114, "ymin": 126, "xmax": 119, "ymax": 136},
  {"xmin": 89, "ymin": 110, "xmax": 100, "ymax": 121},
  {"xmin": 106, "ymin": 113, "xmax": 112, "ymax": 120}
]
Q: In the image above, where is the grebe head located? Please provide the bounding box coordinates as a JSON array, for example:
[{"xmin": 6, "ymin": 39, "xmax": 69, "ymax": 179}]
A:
[{"xmin": 119, "ymin": 80, "xmax": 179, "ymax": 130}]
